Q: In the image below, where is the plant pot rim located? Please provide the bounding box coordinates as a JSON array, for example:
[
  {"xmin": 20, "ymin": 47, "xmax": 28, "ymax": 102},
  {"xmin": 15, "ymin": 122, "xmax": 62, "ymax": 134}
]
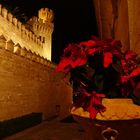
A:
[
  {"xmin": 71, "ymin": 98, "xmax": 140, "ymax": 120},
  {"xmin": 102, "ymin": 98, "xmax": 133, "ymax": 104}
]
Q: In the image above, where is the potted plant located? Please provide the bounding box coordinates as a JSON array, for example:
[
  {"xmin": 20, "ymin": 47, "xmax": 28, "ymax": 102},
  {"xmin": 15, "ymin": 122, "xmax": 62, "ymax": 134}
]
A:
[{"xmin": 56, "ymin": 36, "xmax": 140, "ymax": 140}]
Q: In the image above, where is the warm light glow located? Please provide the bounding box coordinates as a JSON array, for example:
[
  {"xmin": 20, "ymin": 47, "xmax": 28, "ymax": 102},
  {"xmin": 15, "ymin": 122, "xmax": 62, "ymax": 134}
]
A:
[
  {"xmin": 0, "ymin": 4, "xmax": 54, "ymax": 61},
  {"xmin": 42, "ymin": 36, "xmax": 52, "ymax": 60}
]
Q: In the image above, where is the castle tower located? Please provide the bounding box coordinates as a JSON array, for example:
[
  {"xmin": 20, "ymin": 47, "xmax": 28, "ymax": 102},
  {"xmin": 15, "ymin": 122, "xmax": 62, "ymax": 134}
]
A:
[
  {"xmin": 27, "ymin": 8, "xmax": 54, "ymax": 60},
  {"xmin": 38, "ymin": 8, "xmax": 54, "ymax": 23},
  {"xmin": 39, "ymin": 8, "xmax": 54, "ymax": 60}
]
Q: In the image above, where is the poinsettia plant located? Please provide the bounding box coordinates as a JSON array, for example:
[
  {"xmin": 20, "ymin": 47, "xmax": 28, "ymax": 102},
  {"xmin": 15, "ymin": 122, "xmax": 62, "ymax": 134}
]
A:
[{"xmin": 56, "ymin": 36, "xmax": 140, "ymax": 119}]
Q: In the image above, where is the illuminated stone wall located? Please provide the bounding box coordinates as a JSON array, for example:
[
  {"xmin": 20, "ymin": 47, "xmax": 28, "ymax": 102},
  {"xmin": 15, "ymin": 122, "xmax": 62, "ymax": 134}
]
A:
[
  {"xmin": 93, "ymin": 0, "xmax": 131, "ymax": 53},
  {"xmin": 0, "ymin": 36, "xmax": 72, "ymax": 121},
  {"xmin": 0, "ymin": 4, "xmax": 54, "ymax": 60}
]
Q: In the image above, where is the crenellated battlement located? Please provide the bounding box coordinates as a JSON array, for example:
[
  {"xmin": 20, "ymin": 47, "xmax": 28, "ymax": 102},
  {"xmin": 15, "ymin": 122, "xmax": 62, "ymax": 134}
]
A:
[
  {"xmin": 0, "ymin": 4, "xmax": 54, "ymax": 60},
  {"xmin": 32, "ymin": 21, "xmax": 54, "ymax": 36},
  {"xmin": 28, "ymin": 7, "xmax": 54, "ymax": 37},
  {"xmin": 38, "ymin": 8, "xmax": 54, "ymax": 23},
  {"xmin": 28, "ymin": 14, "xmax": 54, "ymax": 37},
  {"xmin": 0, "ymin": 34, "xmax": 56, "ymax": 68},
  {"xmin": 0, "ymin": 5, "xmax": 72, "ymax": 124}
]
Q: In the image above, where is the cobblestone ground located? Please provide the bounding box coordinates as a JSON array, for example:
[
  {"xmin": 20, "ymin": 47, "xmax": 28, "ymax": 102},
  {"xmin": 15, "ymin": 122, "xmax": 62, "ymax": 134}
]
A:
[{"xmin": 3, "ymin": 119, "xmax": 84, "ymax": 140}]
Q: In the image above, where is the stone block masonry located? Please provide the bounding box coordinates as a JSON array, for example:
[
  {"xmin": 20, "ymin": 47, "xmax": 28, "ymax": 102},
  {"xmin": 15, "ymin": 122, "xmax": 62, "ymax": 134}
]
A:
[
  {"xmin": 0, "ymin": 4, "xmax": 54, "ymax": 60},
  {"xmin": 0, "ymin": 47, "xmax": 72, "ymax": 121},
  {"xmin": 0, "ymin": 3, "xmax": 72, "ymax": 122}
]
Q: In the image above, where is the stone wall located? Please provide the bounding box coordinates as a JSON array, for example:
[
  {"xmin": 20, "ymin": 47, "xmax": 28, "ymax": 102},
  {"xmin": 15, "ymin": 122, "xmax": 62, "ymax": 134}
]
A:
[
  {"xmin": 0, "ymin": 36, "xmax": 72, "ymax": 121},
  {"xmin": 93, "ymin": 0, "xmax": 140, "ymax": 55},
  {"xmin": 0, "ymin": 4, "xmax": 54, "ymax": 60}
]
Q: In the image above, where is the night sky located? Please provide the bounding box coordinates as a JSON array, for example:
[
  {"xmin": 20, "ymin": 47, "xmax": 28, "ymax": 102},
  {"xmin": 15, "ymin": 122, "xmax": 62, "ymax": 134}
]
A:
[{"xmin": 0, "ymin": 0, "xmax": 98, "ymax": 63}]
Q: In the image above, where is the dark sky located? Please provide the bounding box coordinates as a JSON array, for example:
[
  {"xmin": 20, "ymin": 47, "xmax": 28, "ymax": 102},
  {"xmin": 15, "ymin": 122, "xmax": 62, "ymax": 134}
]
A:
[{"xmin": 0, "ymin": 0, "xmax": 98, "ymax": 63}]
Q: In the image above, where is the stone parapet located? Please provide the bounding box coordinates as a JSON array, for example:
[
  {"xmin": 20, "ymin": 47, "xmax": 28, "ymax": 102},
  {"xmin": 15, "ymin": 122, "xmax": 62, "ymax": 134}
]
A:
[
  {"xmin": 0, "ymin": 34, "xmax": 55, "ymax": 68},
  {"xmin": 0, "ymin": 4, "xmax": 54, "ymax": 59},
  {"xmin": 0, "ymin": 35, "xmax": 6, "ymax": 49}
]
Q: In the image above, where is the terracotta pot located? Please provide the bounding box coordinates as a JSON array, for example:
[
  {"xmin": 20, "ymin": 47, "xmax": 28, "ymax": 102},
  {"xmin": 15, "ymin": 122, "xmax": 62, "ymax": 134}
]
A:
[{"xmin": 71, "ymin": 98, "xmax": 140, "ymax": 140}]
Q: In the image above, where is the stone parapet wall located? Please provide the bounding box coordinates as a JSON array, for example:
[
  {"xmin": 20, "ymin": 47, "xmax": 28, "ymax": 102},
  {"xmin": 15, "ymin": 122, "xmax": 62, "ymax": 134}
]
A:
[
  {"xmin": 0, "ymin": 4, "xmax": 42, "ymax": 55},
  {"xmin": 0, "ymin": 4, "xmax": 54, "ymax": 59},
  {"xmin": 0, "ymin": 37, "xmax": 72, "ymax": 121},
  {"xmin": 28, "ymin": 16, "xmax": 54, "ymax": 37},
  {"xmin": 38, "ymin": 8, "xmax": 54, "ymax": 23},
  {"xmin": 0, "ymin": 35, "xmax": 54, "ymax": 67}
]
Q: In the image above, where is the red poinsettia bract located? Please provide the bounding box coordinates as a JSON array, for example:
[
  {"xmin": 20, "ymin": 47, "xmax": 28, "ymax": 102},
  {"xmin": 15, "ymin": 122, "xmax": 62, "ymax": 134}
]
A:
[
  {"xmin": 56, "ymin": 44, "xmax": 87, "ymax": 74},
  {"xmin": 130, "ymin": 68, "xmax": 140, "ymax": 77},
  {"xmin": 56, "ymin": 36, "xmax": 140, "ymax": 119},
  {"xmin": 82, "ymin": 89, "xmax": 106, "ymax": 119},
  {"xmin": 88, "ymin": 92, "xmax": 106, "ymax": 119},
  {"xmin": 103, "ymin": 52, "xmax": 113, "ymax": 68}
]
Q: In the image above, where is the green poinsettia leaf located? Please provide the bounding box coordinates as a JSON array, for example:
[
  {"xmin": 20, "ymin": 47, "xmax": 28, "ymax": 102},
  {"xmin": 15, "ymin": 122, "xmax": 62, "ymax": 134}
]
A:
[
  {"xmin": 112, "ymin": 62, "xmax": 122, "ymax": 72},
  {"xmin": 107, "ymin": 90, "xmax": 118, "ymax": 98},
  {"xmin": 94, "ymin": 75, "xmax": 104, "ymax": 92},
  {"xmin": 131, "ymin": 94, "xmax": 140, "ymax": 105}
]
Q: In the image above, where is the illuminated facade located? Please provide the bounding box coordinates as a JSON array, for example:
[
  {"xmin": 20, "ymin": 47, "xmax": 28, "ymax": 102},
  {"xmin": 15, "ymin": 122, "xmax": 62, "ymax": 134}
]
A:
[
  {"xmin": 0, "ymin": 4, "xmax": 54, "ymax": 60},
  {"xmin": 0, "ymin": 4, "xmax": 72, "ymax": 122}
]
